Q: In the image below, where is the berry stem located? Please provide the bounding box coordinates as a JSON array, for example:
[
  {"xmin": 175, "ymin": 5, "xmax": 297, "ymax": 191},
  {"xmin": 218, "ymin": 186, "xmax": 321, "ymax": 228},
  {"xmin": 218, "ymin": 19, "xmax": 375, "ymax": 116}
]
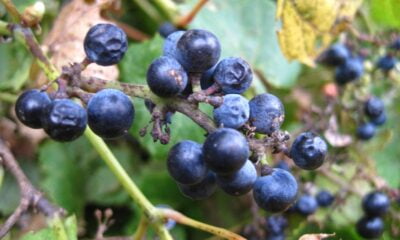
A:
[
  {"xmin": 0, "ymin": 0, "xmax": 22, "ymax": 23},
  {"xmin": 175, "ymin": 0, "xmax": 209, "ymax": 27},
  {"xmin": 132, "ymin": 216, "xmax": 149, "ymax": 240}
]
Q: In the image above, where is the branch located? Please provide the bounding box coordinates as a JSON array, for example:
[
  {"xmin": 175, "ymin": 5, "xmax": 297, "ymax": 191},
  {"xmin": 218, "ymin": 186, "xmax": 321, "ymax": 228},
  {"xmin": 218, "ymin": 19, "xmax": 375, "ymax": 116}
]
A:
[
  {"xmin": 175, "ymin": 0, "xmax": 209, "ymax": 27},
  {"xmin": 0, "ymin": 0, "xmax": 22, "ymax": 23}
]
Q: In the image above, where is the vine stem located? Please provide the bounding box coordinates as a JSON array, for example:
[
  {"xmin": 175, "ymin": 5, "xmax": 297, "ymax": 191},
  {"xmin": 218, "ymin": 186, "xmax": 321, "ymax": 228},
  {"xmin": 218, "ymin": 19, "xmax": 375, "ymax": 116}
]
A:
[
  {"xmin": 0, "ymin": 0, "xmax": 22, "ymax": 22},
  {"xmin": 132, "ymin": 216, "xmax": 149, "ymax": 240}
]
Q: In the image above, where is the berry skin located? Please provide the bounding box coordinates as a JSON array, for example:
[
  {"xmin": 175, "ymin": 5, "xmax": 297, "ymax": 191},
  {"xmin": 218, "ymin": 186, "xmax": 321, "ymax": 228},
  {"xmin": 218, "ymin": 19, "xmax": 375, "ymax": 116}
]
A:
[
  {"xmin": 362, "ymin": 192, "xmax": 390, "ymax": 217},
  {"xmin": 370, "ymin": 112, "xmax": 386, "ymax": 126},
  {"xmin": 213, "ymin": 57, "xmax": 253, "ymax": 94},
  {"xmin": 163, "ymin": 31, "xmax": 185, "ymax": 58},
  {"xmin": 158, "ymin": 22, "xmax": 178, "ymax": 38},
  {"xmin": 147, "ymin": 56, "xmax": 188, "ymax": 97},
  {"xmin": 320, "ymin": 43, "xmax": 351, "ymax": 66},
  {"xmin": 84, "ymin": 23, "xmax": 127, "ymax": 66},
  {"xmin": 274, "ymin": 161, "xmax": 290, "ymax": 172},
  {"xmin": 356, "ymin": 123, "xmax": 376, "ymax": 140},
  {"xmin": 377, "ymin": 55, "xmax": 397, "ymax": 71},
  {"xmin": 253, "ymin": 168, "xmax": 298, "ymax": 213},
  {"xmin": 356, "ymin": 216, "xmax": 384, "ymax": 239},
  {"xmin": 365, "ymin": 97, "xmax": 384, "ymax": 119},
  {"xmin": 295, "ymin": 195, "xmax": 318, "ymax": 216},
  {"xmin": 335, "ymin": 57, "xmax": 364, "ymax": 85},
  {"xmin": 290, "ymin": 132, "xmax": 327, "ymax": 170},
  {"xmin": 200, "ymin": 64, "xmax": 217, "ymax": 90},
  {"xmin": 265, "ymin": 215, "xmax": 288, "ymax": 235},
  {"xmin": 213, "ymin": 94, "xmax": 250, "ymax": 129},
  {"xmin": 249, "ymin": 93, "xmax": 285, "ymax": 135},
  {"xmin": 203, "ymin": 128, "xmax": 249, "ymax": 175},
  {"xmin": 41, "ymin": 99, "xmax": 87, "ymax": 142},
  {"xmin": 177, "ymin": 171, "xmax": 217, "ymax": 200},
  {"xmin": 15, "ymin": 89, "xmax": 51, "ymax": 129},
  {"xmin": 176, "ymin": 29, "xmax": 221, "ymax": 72},
  {"xmin": 216, "ymin": 160, "xmax": 257, "ymax": 196},
  {"xmin": 87, "ymin": 89, "xmax": 134, "ymax": 139},
  {"xmin": 390, "ymin": 38, "xmax": 400, "ymax": 50},
  {"xmin": 316, "ymin": 190, "xmax": 335, "ymax": 207},
  {"xmin": 167, "ymin": 140, "xmax": 208, "ymax": 185}
]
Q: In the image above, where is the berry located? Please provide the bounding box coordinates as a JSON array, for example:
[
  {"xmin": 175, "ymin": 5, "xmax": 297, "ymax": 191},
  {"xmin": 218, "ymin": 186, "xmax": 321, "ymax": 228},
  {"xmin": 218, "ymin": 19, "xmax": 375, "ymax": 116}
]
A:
[
  {"xmin": 390, "ymin": 38, "xmax": 400, "ymax": 50},
  {"xmin": 177, "ymin": 171, "xmax": 217, "ymax": 200},
  {"xmin": 335, "ymin": 57, "xmax": 364, "ymax": 85},
  {"xmin": 290, "ymin": 132, "xmax": 327, "ymax": 170},
  {"xmin": 84, "ymin": 23, "xmax": 127, "ymax": 66},
  {"xmin": 356, "ymin": 123, "xmax": 376, "ymax": 140},
  {"xmin": 176, "ymin": 29, "xmax": 221, "ymax": 72},
  {"xmin": 253, "ymin": 168, "xmax": 298, "ymax": 213},
  {"xmin": 274, "ymin": 161, "xmax": 290, "ymax": 172},
  {"xmin": 249, "ymin": 93, "xmax": 285, "ymax": 135},
  {"xmin": 213, "ymin": 57, "xmax": 253, "ymax": 94},
  {"xmin": 365, "ymin": 97, "xmax": 384, "ymax": 119},
  {"xmin": 15, "ymin": 89, "xmax": 51, "ymax": 129},
  {"xmin": 87, "ymin": 89, "xmax": 134, "ymax": 139},
  {"xmin": 356, "ymin": 216, "xmax": 384, "ymax": 239},
  {"xmin": 377, "ymin": 55, "xmax": 397, "ymax": 71},
  {"xmin": 41, "ymin": 99, "xmax": 87, "ymax": 142},
  {"xmin": 370, "ymin": 112, "xmax": 386, "ymax": 126},
  {"xmin": 266, "ymin": 234, "xmax": 285, "ymax": 240},
  {"xmin": 163, "ymin": 31, "xmax": 185, "ymax": 58},
  {"xmin": 295, "ymin": 194, "xmax": 318, "ymax": 216},
  {"xmin": 167, "ymin": 140, "xmax": 208, "ymax": 185},
  {"xmin": 147, "ymin": 56, "xmax": 188, "ymax": 97},
  {"xmin": 265, "ymin": 215, "xmax": 288, "ymax": 235},
  {"xmin": 203, "ymin": 128, "xmax": 249, "ymax": 174},
  {"xmin": 316, "ymin": 190, "xmax": 335, "ymax": 207},
  {"xmin": 200, "ymin": 64, "xmax": 217, "ymax": 90},
  {"xmin": 216, "ymin": 160, "xmax": 257, "ymax": 196},
  {"xmin": 362, "ymin": 192, "xmax": 390, "ymax": 217},
  {"xmin": 320, "ymin": 43, "xmax": 351, "ymax": 66},
  {"xmin": 213, "ymin": 94, "xmax": 250, "ymax": 129},
  {"xmin": 158, "ymin": 22, "xmax": 178, "ymax": 38}
]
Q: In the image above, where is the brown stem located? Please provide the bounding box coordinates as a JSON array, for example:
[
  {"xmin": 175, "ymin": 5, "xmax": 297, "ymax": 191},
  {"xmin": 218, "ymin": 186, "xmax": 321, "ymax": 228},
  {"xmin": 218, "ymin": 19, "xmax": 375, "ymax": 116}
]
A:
[
  {"xmin": 175, "ymin": 0, "xmax": 209, "ymax": 28},
  {"xmin": 0, "ymin": 0, "xmax": 22, "ymax": 23}
]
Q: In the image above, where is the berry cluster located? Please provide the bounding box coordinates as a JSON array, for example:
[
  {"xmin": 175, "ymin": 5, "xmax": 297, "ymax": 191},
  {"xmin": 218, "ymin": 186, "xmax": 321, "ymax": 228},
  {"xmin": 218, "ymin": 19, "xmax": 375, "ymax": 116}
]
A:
[{"xmin": 357, "ymin": 96, "xmax": 386, "ymax": 140}]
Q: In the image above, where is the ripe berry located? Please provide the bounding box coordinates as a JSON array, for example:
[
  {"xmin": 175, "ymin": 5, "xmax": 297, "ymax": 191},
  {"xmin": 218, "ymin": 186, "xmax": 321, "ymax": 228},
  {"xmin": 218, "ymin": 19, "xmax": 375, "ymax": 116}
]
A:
[
  {"xmin": 377, "ymin": 55, "xmax": 397, "ymax": 71},
  {"xmin": 158, "ymin": 22, "xmax": 178, "ymax": 38},
  {"xmin": 316, "ymin": 190, "xmax": 335, "ymax": 207},
  {"xmin": 178, "ymin": 171, "xmax": 217, "ymax": 200},
  {"xmin": 370, "ymin": 112, "xmax": 386, "ymax": 126},
  {"xmin": 176, "ymin": 29, "xmax": 221, "ymax": 72},
  {"xmin": 167, "ymin": 140, "xmax": 208, "ymax": 185},
  {"xmin": 362, "ymin": 192, "xmax": 390, "ymax": 217},
  {"xmin": 203, "ymin": 128, "xmax": 249, "ymax": 174},
  {"xmin": 84, "ymin": 23, "xmax": 127, "ymax": 66},
  {"xmin": 15, "ymin": 89, "xmax": 51, "ymax": 129},
  {"xmin": 41, "ymin": 99, "xmax": 87, "ymax": 142},
  {"xmin": 320, "ymin": 43, "xmax": 351, "ymax": 66},
  {"xmin": 356, "ymin": 216, "xmax": 384, "ymax": 239},
  {"xmin": 365, "ymin": 97, "xmax": 384, "ymax": 119},
  {"xmin": 249, "ymin": 93, "xmax": 284, "ymax": 135},
  {"xmin": 356, "ymin": 123, "xmax": 376, "ymax": 140},
  {"xmin": 295, "ymin": 194, "xmax": 318, "ymax": 216},
  {"xmin": 274, "ymin": 161, "xmax": 290, "ymax": 172},
  {"xmin": 163, "ymin": 31, "xmax": 185, "ymax": 58},
  {"xmin": 216, "ymin": 160, "xmax": 257, "ymax": 196},
  {"xmin": 147, "ymin": 56, "xmax": 188, "ymax": 97},
  {"xmin": 200, "ymin": 64, "xmax": 217, "ymax": 90},
  {"xmin": 253, "ymin": 168, "xmax": 298, "ymax": 213},
  {"xmin": 335, "ymin": 57, "xmax": 364, "ymax": 85},
  {"xmin": 390, "ymin": 38, "xmax": 400, "ymax": 50},
  {"xmin": 213, "ymin": 94, "xmax": 250, "ymax": 129},
  {"xmin": 265, "ymin": 215, "xmax": 288, "ymax": 235},
  {"xmin": 213, "ymin": 57, "xmax": 253, "ymax": 94},
  {"xmin": 290, "ymin": 132, "xmax": 327, "ymax": 170},
  {"xmin": 87, "ymin": 89, "xmax": 134, "ymax": 139}
]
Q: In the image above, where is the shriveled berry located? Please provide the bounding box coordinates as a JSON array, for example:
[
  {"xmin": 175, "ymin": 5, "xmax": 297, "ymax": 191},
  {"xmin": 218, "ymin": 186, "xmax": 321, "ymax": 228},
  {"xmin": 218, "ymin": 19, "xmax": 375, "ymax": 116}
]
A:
[
  {"xmin": 249, "ymin": 93, "xmax": 284, "ymax": 135},
  {"xmin": 177, "ymin": 171, "xmax": 217, "ymax": 200},
  {"xmin": 290, "ymin": 132, "xmax": 327, "ymax": 170},
  {"xmin": 356, "ymin": 123, "xmax": 376, "ymax": 140},
  {"xmin": 213, "ymin": 94, "xmax": 250, "ymax": 129},
  {"xmin": 295, "ymin": 194, "xmax": 318, "ymax": 216},
  {"xmin": 356, "ymin": 216, "xmax": 384, "ymax": 239},
  {"xmin": 15, "ymin": 89, "xmax": 51, "ymax": 129},
  {"xmin": 362, "ymin": 192, "xmax": 390, "ymax": 217}
]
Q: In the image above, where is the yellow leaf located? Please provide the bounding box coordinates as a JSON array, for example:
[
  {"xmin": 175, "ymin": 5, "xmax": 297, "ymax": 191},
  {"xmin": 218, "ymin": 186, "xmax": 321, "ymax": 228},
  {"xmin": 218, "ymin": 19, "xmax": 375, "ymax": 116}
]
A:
[{"xmin": 276, "ymin": 0, "xmax": 363, "ymax": 66}]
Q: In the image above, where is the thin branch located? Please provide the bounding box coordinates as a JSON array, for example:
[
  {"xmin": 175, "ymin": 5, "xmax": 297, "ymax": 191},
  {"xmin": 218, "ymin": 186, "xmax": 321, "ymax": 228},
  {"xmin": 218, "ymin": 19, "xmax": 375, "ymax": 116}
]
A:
[
  {"xmin": 175, "ymin": 0, "xmax": 209, "ymax": 27},
  {"xmin": 0, "ymin": 0, "xmax": 22, "ymax": 23}
]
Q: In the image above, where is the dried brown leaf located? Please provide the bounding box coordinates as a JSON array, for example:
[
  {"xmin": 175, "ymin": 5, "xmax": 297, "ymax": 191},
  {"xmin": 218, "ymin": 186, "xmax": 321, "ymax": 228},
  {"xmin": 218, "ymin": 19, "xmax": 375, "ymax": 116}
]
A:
[{"xmin": 299, "ymin": 233, "xmax": 335, "ymax": 240}]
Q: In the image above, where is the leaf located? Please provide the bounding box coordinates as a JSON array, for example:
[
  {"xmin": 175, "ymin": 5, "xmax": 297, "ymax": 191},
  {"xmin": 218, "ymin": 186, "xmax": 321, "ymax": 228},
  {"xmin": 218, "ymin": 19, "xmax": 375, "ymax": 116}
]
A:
[
  {"xmin": 179, "ymin": 0, "xmax": 301, "ymax": 88},
  {"xmin": 64, "ymin": 215, "xmax": 78, "ymax": 240},
  {"xmin": 370, "ymin": 0, "xmax": 400, "ymax": 28},
  {"xmin": 299, "ymin": 233, "xmax": 335, "ymax": 240},
  {"xmin": 20, "ymin": 215, "xmax": 78, "ymax": 240},
  {"xmin": 276, "ymin": 0, "xmax": 363, "ymax": 66},
  {"xmin": 20, "ymin": 228, "xmax": 55, "ymax": 240}
]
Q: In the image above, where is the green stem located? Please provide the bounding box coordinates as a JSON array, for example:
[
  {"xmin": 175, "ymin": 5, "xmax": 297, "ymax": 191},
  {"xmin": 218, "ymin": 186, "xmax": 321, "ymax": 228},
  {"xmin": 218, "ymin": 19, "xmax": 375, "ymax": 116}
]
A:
[
  {"xmin": 152, "ymin": 0, "xmax": 177, "ymax": 21},
  {"xmin": 0, "ymin": 93, "xmax": 18, "ymax": 103},
  {"xmin": 0, "ymin": 20, "xmax": 10, "ymax": 35},
  {"xmin": 0, "ymin": 166, "xmax": 4, "ymax": 191},
  {"xmin": 132, "ymin": 215, "xmax": 149, "ymax": 240},
  {"xmin": 132, "ymin": 0, "xmax": 163, "ymax": 23}
]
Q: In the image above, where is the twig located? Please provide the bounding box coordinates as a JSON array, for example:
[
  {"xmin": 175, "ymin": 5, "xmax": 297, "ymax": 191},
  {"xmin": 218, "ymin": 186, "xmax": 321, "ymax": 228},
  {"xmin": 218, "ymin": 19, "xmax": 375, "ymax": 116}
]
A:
[
  {"xmin": 0, "ymin": 0, "xmax": 22, "ymax": 23},
  {"xmin": 175, "ymin": 0, "xmax": 209, "ymax": 27},
  {"xmin": 132, "ymin": 215, "xmax": 149, "ymax": 240}
]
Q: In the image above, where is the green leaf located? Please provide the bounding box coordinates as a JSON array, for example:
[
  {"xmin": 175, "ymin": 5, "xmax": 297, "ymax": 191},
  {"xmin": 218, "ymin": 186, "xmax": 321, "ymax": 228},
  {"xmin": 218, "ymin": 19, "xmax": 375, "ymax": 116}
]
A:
[
  {"xmin": 370, "ymin": 0, "xmax": 400, "ymax": 29},
  {"xmin": 20, "ymin": 228, "xmax": 55, "ymax": 240},
  {"xmin": 179, "ymin": 0, "xmax": 301, "ymax": 88},
  {"xmin": 20, "ymin": 216, "xmax": 78, "ymax": 240},
  {"xmin": 64, "ymin": 215, "xmax": 78, "ymax": 240}
]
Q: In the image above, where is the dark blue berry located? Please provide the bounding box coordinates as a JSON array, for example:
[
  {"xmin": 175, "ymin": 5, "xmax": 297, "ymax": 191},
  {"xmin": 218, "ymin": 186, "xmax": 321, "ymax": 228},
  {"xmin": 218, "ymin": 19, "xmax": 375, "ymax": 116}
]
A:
[
  {"xmin": 377, "ymin": 55, "xmax": 397, "ymax": 71},
  {"xmin": 335, "ymin": 57, "xmax": 364, "ymax": 85},
  {"xmin": 163, "ymin": 31, "xmax": 185, "ymax": 58},
  {"xmin": 41, "ymin": 99, "xmax": 87, "ymax": 142},
  {"xmin": 249, "ymin": 93, "xmax": 284, "ymax": 135},
  {"xmin": 216, "ymin": 160, "xmax": 257, "ymax": 196},
  {"xmin": 316, "ymin": 190, "xmax": 335, "ymax": 207},
  {"xmin": 356, "ymin": 123, "xmax": 376, "ymax": 140},
  {"xmin": 176, "ymin": 29, "xmax": 221, "ymax": 72},
  {"xmin": 84, "ymin": 23, "xmax": 127, "ymax": 66},
  {"xmin": 177, "ymin": 171, "xmax": 217, "ymax": 200},
  {"xmin": 158, "ymin": 22, "xmax": 178, "ymax": 38},
  {"xmin": 362, "ymin": 192, "xmax": 390, "ymax": 217},
  {"xmin": 266, "ymin": 215, "xmax": 288, "ymax": 235},
  {"xmin": 365, "ymin": 97, "xmax": 384, "ymax": 119},
  {"xmin": 167, "ymin": 140, "xmax": 208, "ymax": 185},
  {"xmin": 320, "ymin": 43, "xmax": 351, "ymax": 66},
  {"xmin": 356, "ymin": 216, "xmax": 384, "ymax": 239},
  {"xmin": 200, "ymin": 64, "xmax": 217, "ymax": 90},
  {"xmin": 15, "ymin": 89, "xmax": 51, "ymax": 129},
  {"xmin": 87, "ymin": 89, "xmax": 134, "ymax": 139},
  {"xmin": 203, "ymin": 128, "xmax": 249, "ymax": 174},
  {"xmin": 213, "ymin": 57, "xmax": 253, "ymax": 94},
  {"xmin": 370, "ymin": 112, "xmax": 386, "ymax": 126},
  {"xmin": 253, "ymin": 168, "xmax": 298, "ymax": 213},
  {"xmin": 213, "ymin": 94, "xmax": 250, "ymax": 129},
  {"xmin": 290, "ymin": 132, "xmax": 327, "ymax": 170},
  {"xmin": 274, "ymin": 161, "xmax": 290, "ymax": 172},
  {"xmin": 390, "ymin": 38, "xmax": 400, "ymax": 50},
  {"xmin": 147, "ymin": 56, "xmax": 188, "ymax": 97},
  {"xmin": 295, "ymin": 194, "xmax": 318, "ymax": 216},
  {"xmin": 266, "ymin": 234, "xmax": 285, "ymax": 240}
]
